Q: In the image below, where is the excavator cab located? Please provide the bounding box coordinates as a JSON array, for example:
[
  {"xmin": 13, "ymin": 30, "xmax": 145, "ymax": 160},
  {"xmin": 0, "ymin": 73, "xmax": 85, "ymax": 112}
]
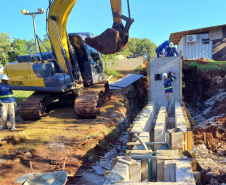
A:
[
  {"xmin": 85, "ymin": 0, "xmax": 134, "ymax": 54},
  {"xmin": 68, "ymin": 33, "xmax": 105, "ymax": 86}
]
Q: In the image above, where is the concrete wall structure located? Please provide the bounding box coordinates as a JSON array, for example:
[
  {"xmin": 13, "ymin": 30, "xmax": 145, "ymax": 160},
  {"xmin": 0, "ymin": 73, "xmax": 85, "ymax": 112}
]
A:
[
  {"xmin": 149, "ymin": 57, "xmax": 182, "ymax": 114},
  {"xmin": 104, "ymin": 57, "xmax": 144, "ymax": 71}
]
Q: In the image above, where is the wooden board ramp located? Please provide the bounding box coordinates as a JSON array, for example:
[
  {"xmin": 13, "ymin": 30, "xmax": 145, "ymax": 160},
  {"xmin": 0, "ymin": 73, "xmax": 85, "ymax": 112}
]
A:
[{"xmin": 104, "ymin": 101, "xmax": 196, "ymax": 184}]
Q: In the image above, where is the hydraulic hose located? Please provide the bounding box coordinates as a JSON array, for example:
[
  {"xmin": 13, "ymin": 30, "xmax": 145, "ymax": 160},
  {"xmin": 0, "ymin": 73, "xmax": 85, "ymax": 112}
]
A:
[{"xmin": 134, "ymin": 133, "xmax": 149, "ymax": 151}]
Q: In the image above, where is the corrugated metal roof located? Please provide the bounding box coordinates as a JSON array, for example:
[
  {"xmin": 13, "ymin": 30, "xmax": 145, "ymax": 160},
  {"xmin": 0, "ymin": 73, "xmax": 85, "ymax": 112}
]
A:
[
  {"xmin": 109, "ymin": 74, "xmax": 144, "ymax": 90},
  {"xmin": 169, "ymin": 23, "xmax": 226, "ymax": 45}
]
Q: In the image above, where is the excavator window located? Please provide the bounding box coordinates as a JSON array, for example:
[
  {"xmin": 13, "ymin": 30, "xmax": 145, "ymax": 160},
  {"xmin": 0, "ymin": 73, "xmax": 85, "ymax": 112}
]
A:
[{"xmin": 86, "ymin": 45, "xmax": 101, "ymax": 64}]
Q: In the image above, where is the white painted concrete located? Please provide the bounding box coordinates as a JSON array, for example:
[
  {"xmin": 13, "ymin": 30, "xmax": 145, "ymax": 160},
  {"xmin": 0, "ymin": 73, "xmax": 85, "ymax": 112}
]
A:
[
  {"xmin": 154, "ymin": 106, "xmax": 166, "ymax": 151},
  {"xmin": 175, "ymin": 101, "xmax": 187, "ymax": 132},
  {"xmin": 164, "ymin": 160, "xmax": 195, "ymax": 184},
  {"xmin": 149, "ymin": 57, "xmax": 181, "ymax": 114}
]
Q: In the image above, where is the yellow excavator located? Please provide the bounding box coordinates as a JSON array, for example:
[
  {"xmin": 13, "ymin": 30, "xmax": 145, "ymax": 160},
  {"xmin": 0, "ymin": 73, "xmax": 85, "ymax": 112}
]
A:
[{"xmin": 3, "ymin": 0, "xmax": 134, "ymax": 120}]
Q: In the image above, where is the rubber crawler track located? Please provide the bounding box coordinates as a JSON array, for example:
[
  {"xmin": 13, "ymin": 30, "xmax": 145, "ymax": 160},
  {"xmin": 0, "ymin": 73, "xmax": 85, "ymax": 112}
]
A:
[
  {"xmin": 19, "ymin": 92, "xmax": 46, "ymax": 120},
  {"xmin": 74, "ymin": 81, "xmax": 109, "ymax": 118}
]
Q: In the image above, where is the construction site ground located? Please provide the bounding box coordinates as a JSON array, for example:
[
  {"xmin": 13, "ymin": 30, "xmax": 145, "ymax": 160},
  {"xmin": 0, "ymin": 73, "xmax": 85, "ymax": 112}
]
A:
[
  {"xmin": 0, "ymin": 63, "xmax": 226, "ymax": 184},
  {"xmin": 0, "ymin": 70, "xmax": 147, "ymax": 185}
]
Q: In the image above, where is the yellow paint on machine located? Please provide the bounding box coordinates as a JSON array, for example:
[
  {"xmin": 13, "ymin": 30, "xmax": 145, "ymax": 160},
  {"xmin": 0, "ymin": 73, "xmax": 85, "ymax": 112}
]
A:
[
  {"xmin": 4, "ymin": 63, "xmax": 45, "ymax": 87},
  {"xmin": 48, "ymin": 0, "xmax": 77, "ymax": 73},
  {"xmin": 110, "ymin": 0, "xmax": 122, "ymax": 24}
]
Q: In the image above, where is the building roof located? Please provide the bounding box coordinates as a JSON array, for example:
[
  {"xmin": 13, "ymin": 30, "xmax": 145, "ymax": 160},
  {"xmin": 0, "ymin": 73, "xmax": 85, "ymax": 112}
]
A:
[{"xmin": 169, "ymin": 24, "xmax": 226, "ymax": 45}]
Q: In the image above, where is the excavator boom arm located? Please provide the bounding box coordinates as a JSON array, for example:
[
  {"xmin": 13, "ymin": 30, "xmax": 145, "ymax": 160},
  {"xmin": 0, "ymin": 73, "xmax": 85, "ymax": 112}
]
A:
[{"xmin": 47, "ymin": 0, "xmax": 133, "ymax": 73}]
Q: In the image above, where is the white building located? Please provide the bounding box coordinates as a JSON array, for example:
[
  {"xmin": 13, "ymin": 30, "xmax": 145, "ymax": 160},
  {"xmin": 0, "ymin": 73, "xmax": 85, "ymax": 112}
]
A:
[{"xmin": 169, "ymin": 24, "xmax": 226, "ymax": 61}]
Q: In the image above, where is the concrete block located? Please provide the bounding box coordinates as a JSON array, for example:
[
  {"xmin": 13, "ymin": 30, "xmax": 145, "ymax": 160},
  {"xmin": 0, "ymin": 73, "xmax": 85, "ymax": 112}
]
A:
[
  {"xmin": 139, "ymin": 132, "xmax": 150, "ymax": 142},
  {"xmin": 168, "ymin": 130, "xmax": 184, "ymax": 150},
  {"xmin": 175, "ymin": 101, "xmax": 187, "ymax": 132},
  {"xmin": 164, "ymin": 162, "xmax": 176, "ymax": 182},
  {"xmin": 111, "ymin": 162, "xmax": 129, "ymax": 182},
  {"xmin": 129, "ymin": 160, "xmax": 141, "ymax": 182},
  {"xmin": 154, "ymin": 106, "xmax": 166, "ymax": 151},
  {"xmin": 164, "ymin": 160, "xmax": 195, "ymax": 184}
]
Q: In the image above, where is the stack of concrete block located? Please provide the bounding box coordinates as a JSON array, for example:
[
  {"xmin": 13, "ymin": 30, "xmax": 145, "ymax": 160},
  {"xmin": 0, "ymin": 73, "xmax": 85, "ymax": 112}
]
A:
[
  {"xmin": 166, "ymin": 128, "xmax": 184, "ymax": 150},
  {"xmin": 104, "ymin": 157, "xmax": 142, "ymax": 184},
  {"xmin": 131, "ymin": 101, "xmax": 155, "ymax": 134},
  {"xmin": 175, "ymin": 101, "xmax": 187, "ymax": 132},
  {"xmin": 154, "ymin": 106, "xmax": 166, "ymax": 151}
]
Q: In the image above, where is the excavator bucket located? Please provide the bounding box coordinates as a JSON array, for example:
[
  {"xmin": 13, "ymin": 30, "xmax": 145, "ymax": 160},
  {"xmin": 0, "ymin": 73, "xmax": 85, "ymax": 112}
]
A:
[{"xmin": 85, "ymin": 27, "xmax": 128, "ymax": 54}]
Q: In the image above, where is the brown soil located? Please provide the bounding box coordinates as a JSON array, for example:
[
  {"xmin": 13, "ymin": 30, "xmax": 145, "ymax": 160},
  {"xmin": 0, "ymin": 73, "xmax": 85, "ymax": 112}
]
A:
[
  {"xmin": 193, "ymin": 125, "xmax": 226, "ymax": 152},
  {"xmin": 0, "ymin": 71, "xmax": 147, "ymax": 184}
]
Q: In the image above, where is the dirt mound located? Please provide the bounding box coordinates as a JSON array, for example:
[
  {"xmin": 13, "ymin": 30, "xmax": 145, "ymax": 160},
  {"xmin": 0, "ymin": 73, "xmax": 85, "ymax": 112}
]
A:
[
  {"xmin": 193, "ymin": 125, "xmax": 226, "ymax": 152},
  {"xmin": 6, "ymin": 134, "xmax": 27, "ymax": 144}
]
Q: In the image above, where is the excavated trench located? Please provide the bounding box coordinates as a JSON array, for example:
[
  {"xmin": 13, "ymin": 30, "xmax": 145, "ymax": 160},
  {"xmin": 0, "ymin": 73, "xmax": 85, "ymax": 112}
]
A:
[
  {"xmin": 183, "ymin": 67, "xmax": 226, "ymax": 184},
  {"xmin": 68, "ymin": 77, "xmax": 148, "ymax": 185}
]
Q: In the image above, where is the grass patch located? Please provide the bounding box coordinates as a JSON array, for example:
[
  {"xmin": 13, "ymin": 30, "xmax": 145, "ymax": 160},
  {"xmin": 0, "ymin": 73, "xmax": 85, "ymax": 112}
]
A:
[
  {"xmin": 104, "ymin": 69, "xmax": 118, "ymax": 77},
  {"xmin": 13, "ymin": 90, "xmax": 34, "ymax": 105},
  {"xmin": 186, "ymin": 61, "xmax": 226, "ymax": 71},
  {"xmin": 131, "ymin": 66, "xmax": 142, "ymax": 74}
]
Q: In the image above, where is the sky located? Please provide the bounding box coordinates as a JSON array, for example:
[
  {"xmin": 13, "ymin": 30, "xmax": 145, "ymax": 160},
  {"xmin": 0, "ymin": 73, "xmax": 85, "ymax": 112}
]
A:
[{"xmin": 0, "ymin": 0, "xmax": 226, "ymax": 46}]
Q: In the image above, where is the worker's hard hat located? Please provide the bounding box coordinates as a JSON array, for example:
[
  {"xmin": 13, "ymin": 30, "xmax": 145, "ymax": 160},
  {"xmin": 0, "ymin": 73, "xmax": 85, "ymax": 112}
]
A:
[
  {"xmin": 165, "ymin": 40, "xmax": 170, "ymax": 46},
  {"xmin": 169, "ymin": 42, "xmax": 174, "ymax": 48},
  {"xmin": 162, "ymin": 73, "xmax": 167, "ymax": 79},
  {"xmin": 0, "ymin": 74, "xmax": 10, "ymax": 80}
]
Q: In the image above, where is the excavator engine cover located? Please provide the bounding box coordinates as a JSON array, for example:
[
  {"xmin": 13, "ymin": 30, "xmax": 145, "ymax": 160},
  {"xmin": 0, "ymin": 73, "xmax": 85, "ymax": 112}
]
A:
[{"xmin": 85, "ymin": 26, "xmax": 128, "ymax": 55}]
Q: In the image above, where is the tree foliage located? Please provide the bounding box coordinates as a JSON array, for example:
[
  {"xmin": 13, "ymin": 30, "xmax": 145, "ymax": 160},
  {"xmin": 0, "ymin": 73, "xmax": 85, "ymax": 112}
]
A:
[
  {"xmin": 0, "ymin": 32, "xmax": 52, "ymax": 65},
  {"xmin": 0, "ymin": 33, "xmax": 13, "ymax": 65},
  {"xmin": 117, "ymin": 37, "xmax": 157, "ymax": 58}
]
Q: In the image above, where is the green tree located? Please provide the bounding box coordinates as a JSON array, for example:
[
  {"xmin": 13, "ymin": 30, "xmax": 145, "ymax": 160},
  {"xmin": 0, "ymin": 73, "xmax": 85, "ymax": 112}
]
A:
[
  {"xmin": 0, "ymin": 33, "xmax": 13, "ymax": 65},
  {"xmin": 8, "ymin": 38, "xmax": 30, "ymax": 61},
  {"xmin": 116, "ymin": 37, "xmax": 157, "ymax": 58}
]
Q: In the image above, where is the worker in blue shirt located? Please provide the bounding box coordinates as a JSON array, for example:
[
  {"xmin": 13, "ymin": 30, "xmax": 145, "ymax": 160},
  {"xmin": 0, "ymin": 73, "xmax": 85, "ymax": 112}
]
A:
[
  {"xmin": 162, "ymin": 72, "xmax": 176, "ymax": 116},
  {"xmin": 165, "ymin": 42, "xmax": 179, "ymax": 57},
  {"xmin": 0, "ymin": 74, "xmax": 16, "ymax": 131},
  {"xmin": 155, "ymin": 40, "xmax": 170, "ymax": 57}
]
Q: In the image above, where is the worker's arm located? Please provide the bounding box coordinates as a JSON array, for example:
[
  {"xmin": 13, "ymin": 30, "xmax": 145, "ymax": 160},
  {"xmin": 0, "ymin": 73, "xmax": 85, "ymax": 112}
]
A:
[
  {"xmin": 0, "ymin": 87, "xmax": 2, "ymax": 105},
  {"xmin": 165, "ymin": 74, "xmax": 176, "ymax": 83},
  {"xmin": 9, "ymin": 85, "xmax": 15, "ymax": 102},
  {"xmin": 174, "ymin": 48, "xmax": 179, "ymax": 56},
  {"xmin": 155, "ymin": 45, "xmax": 163, "ymax": 56},
  {"xmin": 171, "ymin": 74, "xmax": 176, "ymax": 81}
]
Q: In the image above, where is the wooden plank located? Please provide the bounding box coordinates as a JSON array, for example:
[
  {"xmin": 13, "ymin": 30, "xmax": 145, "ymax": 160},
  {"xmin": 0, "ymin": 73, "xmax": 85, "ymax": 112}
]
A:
[
  {"xmin": 183, "ymin": 105, "xmax": 196, "ymax": 127},
  {"xmin": 104, "ymin": 171, "xmax": 111, "ymax": 181},
  {"xmin": 183, "ymin": 132, "xmax": 188, "ymax": 151},
  {"xmin": 127, "ymin": 141, "xmax": 166, "ymax": 146},
  {"xmin": 187, "ymin": 131, "xmax": 193, "ymax": 151},
  {"xmin": 180, "ymin": 50, "xmax": 183, "ymax": 101}
]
